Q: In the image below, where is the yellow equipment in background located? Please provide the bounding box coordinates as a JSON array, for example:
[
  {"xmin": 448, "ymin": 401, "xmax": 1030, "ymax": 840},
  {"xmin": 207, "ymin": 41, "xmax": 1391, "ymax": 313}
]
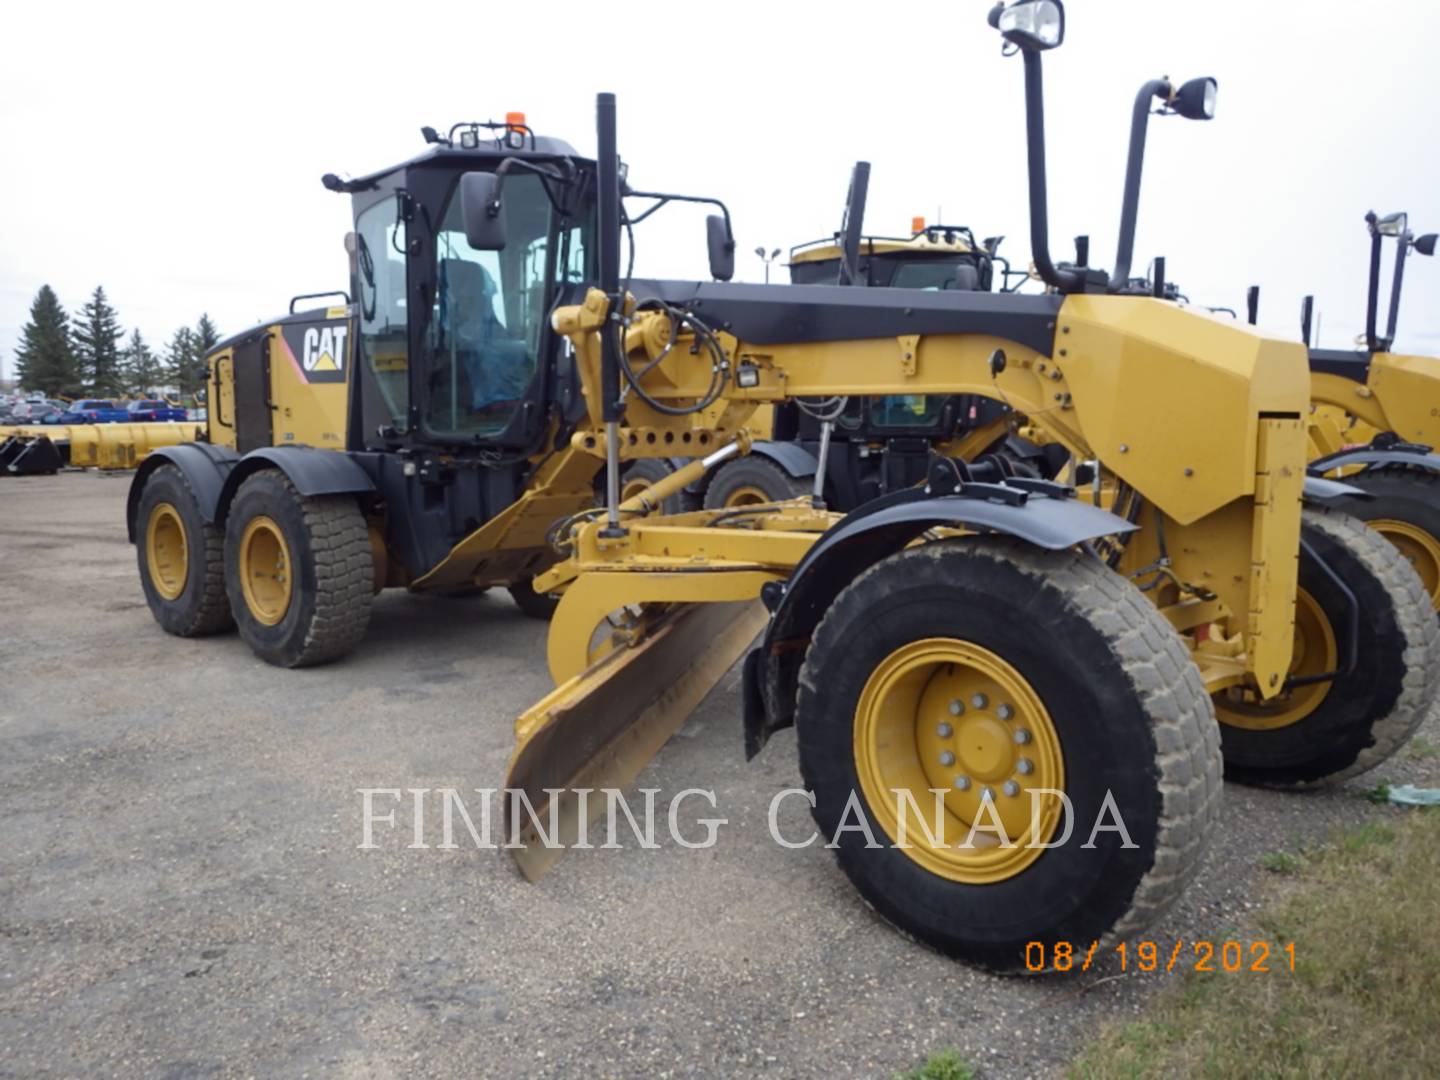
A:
[{"xmin": 0, "ymin": 422, "xmax": 203, "ymax": 476}]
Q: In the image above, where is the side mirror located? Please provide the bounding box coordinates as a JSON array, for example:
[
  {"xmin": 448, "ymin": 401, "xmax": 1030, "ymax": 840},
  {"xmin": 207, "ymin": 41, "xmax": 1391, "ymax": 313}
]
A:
[
  {"xmin": 1415, "ymin": 233, "xmax": 1438, "ymax": 256},
  {"xmin": 460, "ymin": 172, "xmax": 507, "ymax": 250},
  {"xmin": 706, "ymin": 214, "xmax": 735, "ymax": 282},
  {"xmin": 989, "ymin": 0, "xmax": 1065, "ymax": 51}
]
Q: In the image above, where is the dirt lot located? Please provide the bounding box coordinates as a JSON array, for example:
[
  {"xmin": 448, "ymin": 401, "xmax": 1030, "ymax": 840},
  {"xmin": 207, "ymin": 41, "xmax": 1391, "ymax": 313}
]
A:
[{"xmin": 1, "ymin": 470, "xmax": 1436, "ymax": 1079}]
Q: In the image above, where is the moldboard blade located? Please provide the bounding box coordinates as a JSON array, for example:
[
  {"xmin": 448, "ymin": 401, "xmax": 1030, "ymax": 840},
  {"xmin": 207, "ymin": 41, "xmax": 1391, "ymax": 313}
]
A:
[{"xmin": 503, "ymin": 600, "xmax": 769, "ymax": 881}]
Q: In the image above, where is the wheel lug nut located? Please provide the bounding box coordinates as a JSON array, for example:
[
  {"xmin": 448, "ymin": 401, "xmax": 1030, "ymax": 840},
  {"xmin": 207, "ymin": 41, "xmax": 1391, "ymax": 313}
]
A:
[
  {"xmin": 1013, "ymin": 729, "xmax": 1032, "ymax": 745},
  {"xmin": 948, "ymin": 700, "xmax": 965, "ymax": 716},
  {"xmin": 937, "ymin": 722, "xmax": 953, "ymax": 738},
  {"xmin": 996, "ymin": 703, "xmax": 1014, "ymax": 721},
  {"xmin": 939, "ymin": 751, "xmax": 956, "ymax": 767},
  {"xmin": 953, "ymin": 776, "xmax": 971, "ymax": 791},
  {"xmin": 971, "ymin": 693, "xmax": 988, "ymax": 709},
  {"xmin": 1017, "ymin": 758, "xmax": 1034, "ymax": 775},
  {"xmin": 1003, "ymin": 780, "xmax": 1020, "ymax": 797}
]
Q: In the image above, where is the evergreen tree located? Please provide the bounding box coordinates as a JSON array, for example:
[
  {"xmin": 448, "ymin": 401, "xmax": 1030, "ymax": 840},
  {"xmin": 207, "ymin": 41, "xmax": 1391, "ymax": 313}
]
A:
[
  {"xmin": 195, "ymin": 313, "xmax": 220, "ymax": 354},
  {"xmin": 14, "ymin": 285, "xmax": 80, "ymax": 396},
  {"xmin": 185, "ymin": 314, "xmax": 221, "ymax": 401},
  {"xmin": 165, "ymin": 326, "xmax": 204, "ymax": 398},
  {"xmin": 122, "ymin": 329, "xmax": 163, "ymax": 397},
  {"xmin": 72, "ymin": 286, "xmax": 125, "ymax": 396}
]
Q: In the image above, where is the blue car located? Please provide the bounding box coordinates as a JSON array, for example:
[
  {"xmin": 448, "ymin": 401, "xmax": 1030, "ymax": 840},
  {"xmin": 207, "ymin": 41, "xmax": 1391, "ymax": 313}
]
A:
[
  {"xmin": 57, "ymin": 399, "xmax": 130, "ymax": 424},
  {"xmin": 126, "ymin": 399, "xmax": 189, "ymax": 422}
]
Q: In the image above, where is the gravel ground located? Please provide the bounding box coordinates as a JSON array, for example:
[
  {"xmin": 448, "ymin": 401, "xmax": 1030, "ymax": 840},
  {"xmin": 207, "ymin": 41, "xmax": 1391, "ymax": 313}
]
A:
[{"xmin": 1, "ymin": 470, "xmax": 1436, "ymax": 1079}]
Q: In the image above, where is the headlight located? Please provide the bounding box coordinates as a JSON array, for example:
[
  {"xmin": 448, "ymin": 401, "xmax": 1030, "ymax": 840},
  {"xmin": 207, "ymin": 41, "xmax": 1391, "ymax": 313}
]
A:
[
  {"xmin": 993, "ymin": 0, "xmax": 1065, "ymax": 51},
  {"xmin": 1376, "ymin": 212, "xmax": 1408, "ymax": 237},
  {"xmin": 1173, "ymin": 77, "xmax": 1218, "ymax": 120}
]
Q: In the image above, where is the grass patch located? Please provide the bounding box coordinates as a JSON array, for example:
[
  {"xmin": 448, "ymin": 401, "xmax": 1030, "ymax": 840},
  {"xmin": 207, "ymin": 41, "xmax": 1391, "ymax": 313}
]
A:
[
  {"xmin": 1407, "ymin": 735, "xmax": 1440, "ymax": 761},
  {"xmin": 1069, "ymin": 810, "xmax": 1440, "ymax": 1079},
  {"xmin": 1363, "ymin": 782, "xmax": 1392, "ymax": 805},
  {"xmin": 897, "ymin": 1049, "xmax": 975, "ymax": 1080},
  {"xmin": 1259, "ymin": 850, "xmax": 1304, "ymax": 875}
]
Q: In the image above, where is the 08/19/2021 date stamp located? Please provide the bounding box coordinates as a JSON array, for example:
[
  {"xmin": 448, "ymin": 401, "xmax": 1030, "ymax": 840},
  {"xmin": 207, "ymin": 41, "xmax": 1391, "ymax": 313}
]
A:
[{"xmin": 1026, "ymin": 940, "xmax": 1297, "ymax": 974}]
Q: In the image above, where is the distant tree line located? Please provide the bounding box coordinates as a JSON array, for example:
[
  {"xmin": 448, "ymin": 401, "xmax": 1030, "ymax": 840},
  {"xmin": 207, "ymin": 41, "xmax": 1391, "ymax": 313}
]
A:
[{"xmin": 12, "ymin": 284, "xmax": 219, "ymax": 400}]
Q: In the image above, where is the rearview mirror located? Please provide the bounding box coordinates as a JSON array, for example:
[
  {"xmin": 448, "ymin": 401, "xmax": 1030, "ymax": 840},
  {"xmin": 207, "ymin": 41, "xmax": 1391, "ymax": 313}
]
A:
[
  {"xmin": 1415, "ymin": 233, "xmax": 1438, "ymax": 256},
  {"xmin": 460, "ymin": 172, "xmax": 507, "ymax": 250},
  {"xmin": 707, "ymin": 214, "xmax": 735, "ymax": 282}
]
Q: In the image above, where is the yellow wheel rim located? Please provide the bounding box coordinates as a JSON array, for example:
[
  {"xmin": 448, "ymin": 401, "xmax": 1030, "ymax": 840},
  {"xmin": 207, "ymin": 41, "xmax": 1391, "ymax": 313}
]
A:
[
  {"xmin": 145, "ymin": 503, "xmax": 188, "ymax": 601},
  {"xmin": 238, "ymin": 515, "xmax": 293, "ymax": 626},
  {"xmin": 1215, "ymin": 588, "xmax": 1336, "ymax": 731},
  {"xmin": 724, "ymin": 484, "xmax": 773, "ymax": 508},
  {"xmin": 1369, "ymin": 518, "xmax": 1440, "ymax": 609},
  {"xmin": 853, "ymin": 637, "xmax": 1065, "ymax": 884}
]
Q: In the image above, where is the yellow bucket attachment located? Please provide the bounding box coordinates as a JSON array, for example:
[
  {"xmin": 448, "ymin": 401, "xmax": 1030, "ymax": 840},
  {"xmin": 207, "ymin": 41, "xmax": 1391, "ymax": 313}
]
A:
[{"xmin": 504, "ymin": 599, "xmax": 769, "ymax": 881}]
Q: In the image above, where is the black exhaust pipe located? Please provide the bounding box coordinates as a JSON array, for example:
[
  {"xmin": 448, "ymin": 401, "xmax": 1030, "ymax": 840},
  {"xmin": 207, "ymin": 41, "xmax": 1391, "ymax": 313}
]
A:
[
  {"xmin": 1300, "ymin": 294, "xmax": 1314, "ymax": 347},
  {"xmin": 1246, "ymin": 285, "xmax": 1260, "ymax": 326}
]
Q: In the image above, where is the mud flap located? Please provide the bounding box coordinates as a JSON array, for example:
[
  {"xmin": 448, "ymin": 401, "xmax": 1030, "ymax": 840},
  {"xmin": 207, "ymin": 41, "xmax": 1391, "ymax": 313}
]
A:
[{"xmin": 504, "ymin": 599, "xmax": 770, "ymax": 881}]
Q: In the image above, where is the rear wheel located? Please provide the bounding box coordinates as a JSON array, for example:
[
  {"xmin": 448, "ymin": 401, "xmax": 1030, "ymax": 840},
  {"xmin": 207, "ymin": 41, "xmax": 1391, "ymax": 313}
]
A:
[
  {"xmin": 1215, "ymin": 507, "xmax": 1439, "ymax": 787},
  {"xmin": 796, "ymin": 539, "xmax": 1221, "ymax": 971},
  {"xmin": 135, "ymin": 464, "xmax": 233, "ymax": 636},
  {"xmin": 703, "ymin": 456, "xmax": 811, "ymax": 509},
  {"xmin": 224, "ymin": 470, "xmax": 374, "ymax": 667},
  {"xmin": 1331, "ymin": 469, "xmax": 1440, "ymax": 614},
  {"xmin": 618, "ymin": 458, "xmax": 696, "ymax": 515}
]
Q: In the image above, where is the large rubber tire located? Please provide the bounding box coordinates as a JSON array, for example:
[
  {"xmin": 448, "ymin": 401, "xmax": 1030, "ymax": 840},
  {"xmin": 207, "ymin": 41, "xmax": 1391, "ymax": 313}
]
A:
[
  {"xmin": 135, "ymin": 464, "xmax": 234, "ymax": 636},
  {"xmin": 796, "ymin": 538, "xmax": 1222, "ymax": 972},
  {"xmin": 1330, "ymin": 468, "xmax": 1440, "ymax": 615},
  {"xmin": 1217, "ymin": 507, "xmax": 1439, "ymax": 788},
  {"xmin": 508, "ymin": 576, "xmax": 560, "ymax": 620},
  {"xmin": 618, "ymin": 458, "xmax": 696, "ymax": 515},
  {"xmin": 702, "ymin": 456, "xmax": 811, "ymax": 509},
  {"xmin": 223, "ymin": 470, "xmax": 374, "ymax": 668}
]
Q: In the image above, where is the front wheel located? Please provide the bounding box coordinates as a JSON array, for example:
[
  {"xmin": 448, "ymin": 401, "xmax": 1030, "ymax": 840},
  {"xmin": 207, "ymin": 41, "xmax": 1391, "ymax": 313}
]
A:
[
  {"xmin": 224, "ymin": 470, "xmax": 374, "ymax": 667},
  {"xmin": 1215, "ymin": 507, "xmax": 1439, "ymax": 787},
  {"xmin": 796, "ymin": 538, "xmax": 1221, "ymax": 971}
]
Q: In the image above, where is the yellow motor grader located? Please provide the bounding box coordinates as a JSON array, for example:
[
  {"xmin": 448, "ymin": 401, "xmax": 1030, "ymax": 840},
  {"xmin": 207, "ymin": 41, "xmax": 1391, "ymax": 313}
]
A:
[
  {"xmin": 125, "ymin": 0, "xmax": 1437, "ymax": 970},
  {"xmin": 1288, "ymin": 212, "xmax": 1440, "ymax": 609}
]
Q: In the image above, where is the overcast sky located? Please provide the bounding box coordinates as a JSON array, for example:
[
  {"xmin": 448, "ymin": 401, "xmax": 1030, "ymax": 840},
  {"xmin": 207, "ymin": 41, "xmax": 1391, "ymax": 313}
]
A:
[{"xmin": 3, "ymin": 0, "xmax": 1438, "ymax": 383}]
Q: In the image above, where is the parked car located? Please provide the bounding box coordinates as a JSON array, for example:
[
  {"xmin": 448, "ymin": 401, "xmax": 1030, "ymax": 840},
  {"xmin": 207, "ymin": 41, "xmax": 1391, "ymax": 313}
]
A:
[
  {"xmin": 57, "ymin": 399, "xmax": 129, "ymax": 423},
  {"xmin": 126, "ymin": 399, "xmax": 188, "ymax": 422},
  {"xmin": 10, "ymin": 401, "xmax": 63, "ymax": 423}
]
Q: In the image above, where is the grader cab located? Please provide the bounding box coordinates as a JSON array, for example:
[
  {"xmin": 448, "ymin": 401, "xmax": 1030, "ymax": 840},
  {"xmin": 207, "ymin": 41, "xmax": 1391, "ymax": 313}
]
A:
[{"xmin": 125, "ymin": 0, "xmax": 1437, "ymax": 971}]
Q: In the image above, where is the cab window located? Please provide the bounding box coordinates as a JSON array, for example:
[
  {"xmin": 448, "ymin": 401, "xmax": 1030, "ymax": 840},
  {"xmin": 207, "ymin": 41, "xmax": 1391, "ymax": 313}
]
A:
[
  {"xmin": 355, "ymin": 199, "xmax": 410, "ymax": 433},
  {"xmin": 424, "ymin": 172, "xmax": 584, "ymax": 438}
]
